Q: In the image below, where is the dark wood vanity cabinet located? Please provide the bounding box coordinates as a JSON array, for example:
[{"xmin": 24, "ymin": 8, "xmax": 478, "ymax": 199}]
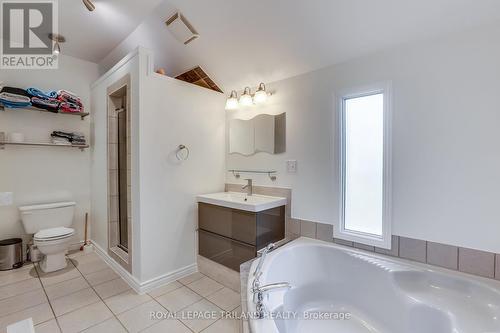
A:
[{"xmin": 198, "ymin": 203, "xmax": 285, "ymax": 271}]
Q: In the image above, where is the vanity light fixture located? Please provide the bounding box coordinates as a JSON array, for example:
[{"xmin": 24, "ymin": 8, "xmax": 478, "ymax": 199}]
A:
[
  {"xmin": 225, "ymin": 83, "xmax": 272, "ymax": 110},
  {"xmin": 82, "ymin": 0, "xmax": 96, "ymax": 11},
  {"xmin": 253, "ymin": 82, "xmax": 268, "ymax": 104},
  {"xmin": 239, "ymin": 87, "xmax": 253, "ymax": 107},
  {"xmin": 48, "ymin": 33, "xmax": 65, "ymax": 55},
  {"xmin": 225, "ymin": 90, "xmax": 239, "ymax": 110}
]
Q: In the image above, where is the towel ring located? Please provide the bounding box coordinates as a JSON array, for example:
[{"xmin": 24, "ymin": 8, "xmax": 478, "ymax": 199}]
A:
[{"xmin": 176, "ymin": 144, "xmax": 190, "ymax": 161}]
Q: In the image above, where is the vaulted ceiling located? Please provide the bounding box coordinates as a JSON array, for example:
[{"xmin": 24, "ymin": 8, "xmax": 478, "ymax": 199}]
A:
[
  {"xmin": 59, "ymin": 0, "xmax": 163, "ymax": 62},
  {"xmin": 61, "ymin": 0, "xmax": 500, "ymax": 90}
]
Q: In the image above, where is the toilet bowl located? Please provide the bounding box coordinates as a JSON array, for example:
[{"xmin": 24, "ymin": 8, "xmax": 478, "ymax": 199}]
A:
[
  {"xmin": 19, "ymin": 202, "xmax": 76, "ymax": 273},
  {"xmin": 34, "ymin": 227, "xmax": 75, "ymax": 272}
]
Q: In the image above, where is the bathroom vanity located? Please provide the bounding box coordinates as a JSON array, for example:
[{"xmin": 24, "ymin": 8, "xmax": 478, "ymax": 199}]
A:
[{"xmin": 197, "ymin": 192, "xmax": 286, "ymax": 271}]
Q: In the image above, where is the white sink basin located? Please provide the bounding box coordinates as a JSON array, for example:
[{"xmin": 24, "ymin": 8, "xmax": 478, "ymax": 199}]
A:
[{"xmin": 197, "ymin": 192, "xmax": 287, "ymax": 212}]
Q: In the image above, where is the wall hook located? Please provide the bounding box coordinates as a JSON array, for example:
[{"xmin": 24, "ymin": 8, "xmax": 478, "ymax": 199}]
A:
[{"xmin": 176, "ymin": 144, "xmax": 190, "ymax": 161}]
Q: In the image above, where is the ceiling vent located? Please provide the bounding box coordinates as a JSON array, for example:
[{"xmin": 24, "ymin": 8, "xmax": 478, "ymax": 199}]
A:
[{"xmin": 165, "ymin": 12, "xmax": 199, "ymax": 45}]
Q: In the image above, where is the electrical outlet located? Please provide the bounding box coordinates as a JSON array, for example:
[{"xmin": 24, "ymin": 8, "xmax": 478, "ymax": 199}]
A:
[
  {"xmin": 0, "ymin": 192, "xmax": 13, "ymax": 206},
  {"xmin": 286, "ymin": 160, "xmax": 297, "ymax": 173}
]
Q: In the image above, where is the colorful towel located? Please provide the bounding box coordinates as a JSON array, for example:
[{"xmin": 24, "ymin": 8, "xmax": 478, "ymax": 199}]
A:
[
  {"xmin": 31, "ymin": 97, "xmax": 59, "ymax": 112},
  {"xmin": 0, "ymin": 92, "xmax": 31, "ymax": 108}
]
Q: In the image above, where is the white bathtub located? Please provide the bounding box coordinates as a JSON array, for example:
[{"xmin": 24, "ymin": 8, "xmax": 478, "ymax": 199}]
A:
[{"xmin": 247, "ymin": 237, "xmax": 500, "ymax": 333}]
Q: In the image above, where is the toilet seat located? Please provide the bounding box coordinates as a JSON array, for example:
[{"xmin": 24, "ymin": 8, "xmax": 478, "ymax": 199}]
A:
[{"xmin": 34, "ymin": 227, "xmax": 75, "ymax": 242}]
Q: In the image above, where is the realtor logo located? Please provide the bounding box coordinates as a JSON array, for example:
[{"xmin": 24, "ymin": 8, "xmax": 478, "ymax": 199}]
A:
[{"xmin": 1, "ymin": 0, "xmax": 58, "ymax": 69}]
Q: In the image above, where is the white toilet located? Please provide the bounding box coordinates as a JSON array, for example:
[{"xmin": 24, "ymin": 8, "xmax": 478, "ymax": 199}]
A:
[{"xmin": 19, "ymin": 202, "xmax": 76, "ymax": 273}]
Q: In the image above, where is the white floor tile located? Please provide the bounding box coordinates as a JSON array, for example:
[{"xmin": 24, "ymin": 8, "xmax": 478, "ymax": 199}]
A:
[
  {"xmin": 0, "ymin": 277, "xmax": 42, "ymax": 301},
  {"xmin": 0, "ymin": 265, "xmax": 37, "ymax": 287},
  {"xmin": 73, "ymin": 257, "xmax": 109, "ymax": 276},
  {"xmin": 156, "ymin": 286, "xmax": 202, "ymax": 312},
  {"xmin": 50, "ymin": 288, "xmax": 100, "ymax": 316},
  {"xmin": 186, "ymin": 276, "xmax": 224, "ymax": 297},
  {"xmin": 56, "ymin": 301, "xmax": 113, "ymax": 333},
  {"xmin": 148, "ymin": 281, "xmax": 182, "ymax": 298},
  {"xmin": 116, "ymin": 300, "xmax": 165, "ymax": 333},
  {"xmin": 178, "ymin": 272, "xmax": 205, "ymax": 285},
  {"xmin": 37, "ymin": 261, "xmax": 81, "ymax": 287},
  {"xmin": 93, "ymin": 278, "xmax": 130, "ymax": 299},
  {"xmin": 84, "ymin": 268, "xmax": 119, "ymax": 286},
  {"xmin": 0, "ymin": 289, "xmax": 47, "ymax": 317},
  {"xmin": 141, "ymin": 319, "xmax": 191, "ymax": 333},
  {"xmin": 0, "ymin": 303, "xmax": 53, "ymax": 333},
  {"xmin": 178, "ymin": 299, "xmax": 222, "ymax": 332},
  {"xmin": 80, "ymin": 318, "xmax": 127, "ymax": 333},
  {"xmin": 202, "ymin": 318, "xmax": 241, "ymax": 333},
  {"xmin": 44, "ymin": 276, "xmax": 89, "ymax": 300},
  {"xmin": 35, "ymin": 319, "xmax": 61, "ymax": 333},
  {"xmin": 104, "ymin": 290, "xmax": 152, "ymax": 315},
  {"xmin": 206, "ymin": 287, "xmax": 241, "ymax": 311}
]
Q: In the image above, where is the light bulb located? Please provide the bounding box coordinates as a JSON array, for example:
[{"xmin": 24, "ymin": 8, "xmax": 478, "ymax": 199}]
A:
[
  {"xmin": 253, "ymin": 83, "xmax": 267, "ymax": 104},
  {"xmin": 53, "ymin": 42, "xmax": 60, "ymax": 54},
  {"xmin": 225, "ymin": 90, "xmax": 239, "ymax": 110},
  {"xmin": 239, "ymin": 87, "xmax": 253, "ymax": 107}
]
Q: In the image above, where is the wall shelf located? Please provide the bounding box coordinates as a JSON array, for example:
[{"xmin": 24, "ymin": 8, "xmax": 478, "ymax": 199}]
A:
[
  {"xmin": 0, "ymin": 132, "xmax": 88, "ymax": 151},
  {"xmin": 228, "ymin": 169, "xmax": 277, "ymax": 181},
  {"xmin": 0, "ymin": 141, "xmax": 89, "ymax": 151},
  {"xmin": 0, "ymin": 104, "xmax": 89, "ymax": 120}
]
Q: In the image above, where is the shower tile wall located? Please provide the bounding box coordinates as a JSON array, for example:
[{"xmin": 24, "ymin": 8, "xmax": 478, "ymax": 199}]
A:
[{"xmin": 106, "ymin": 75, "xmax": 132, "ymax": 273}]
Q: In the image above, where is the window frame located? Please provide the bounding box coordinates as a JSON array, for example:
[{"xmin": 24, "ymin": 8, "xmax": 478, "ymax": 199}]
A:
[{"xmin": 335, "ymin": 82, "xmax": 393, "ymax": 249}]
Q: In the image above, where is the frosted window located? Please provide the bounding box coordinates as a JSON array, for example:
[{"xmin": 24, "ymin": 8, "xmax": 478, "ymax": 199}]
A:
[{"xmin": 343, "ymin": 93, "xmax": 384, "ymax": 236}]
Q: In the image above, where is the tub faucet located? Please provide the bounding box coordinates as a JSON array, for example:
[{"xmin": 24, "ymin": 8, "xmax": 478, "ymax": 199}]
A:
[
  {"xmin": 252, "ymin": 282, "xmax": 291, "ymax": 319},
  {"xmin": 242, "ymin": 178, "xmax": 253, "ymax": 196},
  {"xmin": 253, "ymin": 243, "xmax": 275, "ymax": 278}
]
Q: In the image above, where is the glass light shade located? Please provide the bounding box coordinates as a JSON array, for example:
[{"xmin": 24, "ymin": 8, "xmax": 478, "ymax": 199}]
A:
[
  {"xmin": 239, "ymin": 87, "xmax": 253, "ymax": 106},
  {"xmin": 53, "ymin": 42, "xmax": 60, "ymax": 54},
  {"xmin": 253, "ymin": 90, "xmax": 267, "ymax": 104},
  {"xmin": 225, "ymin": 90, "xmax": 239, "ymax": 110}
]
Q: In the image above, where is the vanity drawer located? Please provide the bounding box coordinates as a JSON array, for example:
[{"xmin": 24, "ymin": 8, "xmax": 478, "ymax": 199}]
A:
[
  {"xmin": 198, "ymin": 229, "xmax": 256, "ymax": 272},
  {"xmin": 198, "ymin": 203, "xmax": 256, "ymax": 245}
]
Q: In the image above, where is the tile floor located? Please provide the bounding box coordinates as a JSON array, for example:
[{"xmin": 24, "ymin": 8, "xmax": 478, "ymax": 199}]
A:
[{"xmin": 0, "ymin": 250, "xmax": 241, "ymax": 333}]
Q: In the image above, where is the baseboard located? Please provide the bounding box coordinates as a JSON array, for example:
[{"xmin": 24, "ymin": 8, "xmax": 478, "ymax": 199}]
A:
[
  {"xmin": 91, "ymin": 240, "xmax": 198, "ymax": 294},
  {"xmin": 138, "ymin": 263, "xmax": 198, "ymax": 294},
  {"xmin": 91, "ymin": 240, "xmax": 143, "ymax": 293}
]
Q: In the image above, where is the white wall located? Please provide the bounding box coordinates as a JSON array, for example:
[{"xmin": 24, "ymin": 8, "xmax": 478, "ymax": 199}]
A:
[
  {"xmin": 0, "ymin": 55, "xmax": 99, "ymax": 247},
  {"xmin": 139, "ymin": 69, "xmax": 225, "ymax": 282},
  {"xmin": 92, "ymin": 48, "xmax": 225, "ymax": 283},
  {"xmin": 226, "ymin": 23, "xmax": 500, "ymax": 253}
]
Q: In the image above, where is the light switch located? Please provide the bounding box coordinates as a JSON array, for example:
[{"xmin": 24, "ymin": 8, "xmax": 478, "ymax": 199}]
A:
[
  {"xmin": 0, "ymin": 192, "xmax": 13, "ymax": 206},
  {"xmin": 286, "ymin": 160, "xmax": 297, "ymax": 173}
]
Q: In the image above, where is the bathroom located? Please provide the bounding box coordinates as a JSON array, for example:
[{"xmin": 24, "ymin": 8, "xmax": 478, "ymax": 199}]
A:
[{"xmin": 1, "ymin": 0, "xmax": 500, "ymax": 332}]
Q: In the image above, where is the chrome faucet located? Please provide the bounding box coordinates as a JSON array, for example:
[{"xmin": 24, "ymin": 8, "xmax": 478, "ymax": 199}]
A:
[
  {"xmin": 251, "ymin": 243, "xmax": 291, "ymax": 319},
  {"xmin": 254, "ymin": 243, "xmax": 275, "ymax": 278},
  {"xmin": 242, "ymin": 178, "xmax": 253, "ymax": 196},
  {"xmin": 252, "ymin": 282, "xmax": 291, "ymax": 319}
]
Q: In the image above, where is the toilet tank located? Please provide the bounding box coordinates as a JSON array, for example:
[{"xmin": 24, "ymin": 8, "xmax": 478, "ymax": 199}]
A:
[{"xmin": 19, "ymin": 202, "xmax": 76, "ymax": 234}]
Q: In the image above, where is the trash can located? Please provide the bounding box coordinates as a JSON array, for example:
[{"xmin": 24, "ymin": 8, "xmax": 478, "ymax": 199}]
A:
[{"xmin": 0, "ymin": 238, "xmax": 23, "ymax": 270}]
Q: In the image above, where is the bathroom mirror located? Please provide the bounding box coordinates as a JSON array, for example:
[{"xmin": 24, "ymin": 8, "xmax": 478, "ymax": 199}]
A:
[{"xmin": 229, "ymin": 113, "xmax": 286, "ymax": 155}]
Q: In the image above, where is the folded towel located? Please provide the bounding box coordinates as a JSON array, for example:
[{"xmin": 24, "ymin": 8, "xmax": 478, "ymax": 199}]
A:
[
  {"xmin": 59, "ymin": 101, "xmax": 83, "ymax": 113},
  {"xmin": 0, "ymin": 92, "xmax": 31, "ymax": 108},
  {"xmin": 57, "ymin": 90, "xmax": 82, "ymax": 107},
  {"xmin": 51, "ymin": 137, "xmax": 71, "ymax": 145},
  {"xmin": 31, "ymin": 97, "xmax": 59, "ymax": 112},
  {"xmin": 26, "ymin": 88, "xmax": 52, "ymax": 99},
  {"xmin": 0, "ymin": 86, "xmax": 30, "ymax": 97},
  {"xmin": 51, "ymin": 131, "xmax": 86, "ymax": 144}
]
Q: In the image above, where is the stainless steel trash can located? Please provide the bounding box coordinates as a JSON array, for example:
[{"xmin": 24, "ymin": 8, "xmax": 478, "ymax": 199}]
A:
[{"xmin": 0, "ymin": 238, "xmax": 23, "ymax": 270}]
